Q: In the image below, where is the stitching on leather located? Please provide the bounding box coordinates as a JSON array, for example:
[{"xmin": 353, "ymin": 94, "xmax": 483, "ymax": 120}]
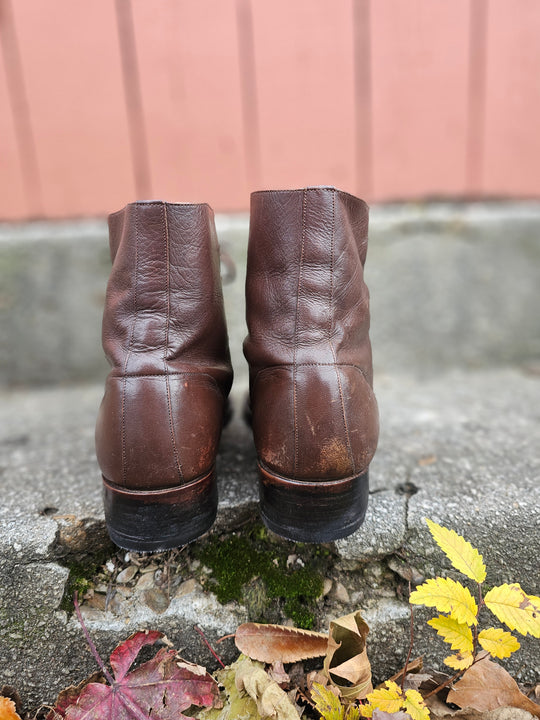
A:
[
  {"xmin": 120, "ymin": 205, "xmax": 140, "ymax": 486},
  {"xmin": 328, "ymin": 189, "xmax": 356, "ymax": 475},
  {"xmin": 292, "ymin": 189, "xmax": 307, "ymax": 480},
  {"xmin": 162, "ymin": 203, "xmax": 184, "ymax": 482}
]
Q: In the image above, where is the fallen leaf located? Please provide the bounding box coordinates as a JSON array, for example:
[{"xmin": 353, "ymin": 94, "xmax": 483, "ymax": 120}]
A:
[
  {"xmin": 235, "ymin": 622, "xmax": 328, "ymax": 663},
  {"xmin": 62, "ymin": 630, "xmax": 220, "ymax": 719},
  {"xmin": 324, "ymin": 611, "xmax": 372, "ymax": 700},
  {"xmin": 235, "ymin": 656, "xmax": 301, "ymax": 719},
  {"xmin": 372, "ymin": 711, "xmax": 410, "ymax": 720},
  {"xmin": 47, "ymin": 671, "xmax": 105, "ymax": 719},
  {"xmin": 268, "ymin": 661, "xmax": 290, "ymax": 687},
  {"xmin": 446, "ymin": 658, "xmax": 540, "ymax": 717},
  {"xmin": 386, "ymin": 657, "xmax": 424, "ymax": 687},
  {"xmin": 311, "ymin": 682, "xmax": 345, "ymax": 720},
  {"xmin": 197, "ymin": 657, "xmax": 259, "ymax": 720},
  {"xmin": 0, "ymin": 697, "xmax": 22, "ymax": 720}
]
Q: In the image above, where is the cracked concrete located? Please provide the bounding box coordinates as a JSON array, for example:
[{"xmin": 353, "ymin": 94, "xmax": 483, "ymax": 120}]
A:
[{"xmin": 1, "ymin": 368, "xmax": 539, "ymax": 707}]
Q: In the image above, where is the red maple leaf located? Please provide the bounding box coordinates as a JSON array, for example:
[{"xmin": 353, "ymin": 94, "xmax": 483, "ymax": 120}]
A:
[{"xmin": 53, "ymin": 598, "xmax": 221, "ymax": 720}]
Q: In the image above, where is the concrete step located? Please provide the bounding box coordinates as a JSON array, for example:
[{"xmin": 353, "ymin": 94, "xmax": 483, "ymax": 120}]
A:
[
  {"xmin": 1, "ymin": 368, "xmax": 539, "ymax": 708},
  {"xmin": 1, "ymin": 202, "xmax": 540, "ymax": 386}
]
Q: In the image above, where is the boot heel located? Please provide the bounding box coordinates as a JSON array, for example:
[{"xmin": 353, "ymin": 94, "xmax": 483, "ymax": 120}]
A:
[
  {"xmin": 258, "ymin": 464, "xmax": 369, "ymax": 543},
  {"xmin": 102, "ymin": 469, "xmax": 217, "ymax": 552}
]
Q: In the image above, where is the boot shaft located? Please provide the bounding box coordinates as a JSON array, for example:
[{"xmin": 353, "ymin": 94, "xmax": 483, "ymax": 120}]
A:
[
  {"xmin": 104, "ymin": 201, "xmax": 231, "ymax": 380},
  {"xmin": 244, "ymin": 187, "xmax": 373, "ymax": 382}
]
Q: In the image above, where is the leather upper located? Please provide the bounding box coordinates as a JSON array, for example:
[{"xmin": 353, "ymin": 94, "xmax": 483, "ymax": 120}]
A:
[
  {"xmin": 96, "ymin": 201, "xmax": 233, "ymax": 491},
  {"xmin": 244, "ymin": 187, "xmax": 379, "ymax": 481}
]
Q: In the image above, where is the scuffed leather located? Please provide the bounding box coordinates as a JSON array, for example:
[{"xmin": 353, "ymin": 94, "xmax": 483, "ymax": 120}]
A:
[
  {"xmin": 244, "ymin": 187, "xmax": 378, "ymax": 481},
  {"xmin": 96, "ymin": 201, "xmax": 233, "ymax": 491}
]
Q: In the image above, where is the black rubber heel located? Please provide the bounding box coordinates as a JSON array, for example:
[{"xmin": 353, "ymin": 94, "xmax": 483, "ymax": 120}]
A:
[
  {"xmin": 259, "ymin": 464, "xmax": 369, "ymax": 543},
  {"xmin": 102, "ymin": 469, "xmax": 217, "ymax": 552}
]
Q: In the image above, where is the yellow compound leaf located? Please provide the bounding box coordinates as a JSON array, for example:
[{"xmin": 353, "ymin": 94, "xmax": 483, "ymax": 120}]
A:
[
  {"xmin": 362, "ymin": 680, "xmax": 403, "ymax": 714},
  {"xmin": 478, "ymin": 627, "xmax": 520, "ymax": 659},
  {"xmin": 444, "ymin": 651, "xmax": 474, "ymax": 671},
  {"xmin": 484, "ymin": 583, "xmax": 540, "ymax": 637},
  {"xmin": 311, "ymin": 683, "xmax": 344, "ymax": 720},
  {"xmin": 427, "ymin": 615, "xmax": 474, "ymax": 654},
  {"xmin": 425, "ymin": 519, "xmax": 486, "ymax": 583},
  {"xmin": 409, "ymin": 577, "xmax": 478, "ymax": 626},
  {"xmin": 403, "ymin": 689, "xmax": 430, "ymax": 720}
]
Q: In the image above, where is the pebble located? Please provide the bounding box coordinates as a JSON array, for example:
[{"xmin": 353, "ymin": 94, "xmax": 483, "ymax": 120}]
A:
[
  {"xmin": 105, "ymin": 560, "xmax": 115, "ymax": 573},
  {"xmin": 116, "ymin": 566, "xmax": 138, "ymax": 584},
  {"xmin": 175, "ymin": 578, "xmax": 198, "ymax": 598},
  {"xmin": 333, "ymin": 582, "xmax": 350, "ymax": 604},
  {"xmin": 322, "ymin": 578, "xmax": 333, "ymax": 597},
  {"xmin": 135, "ymin": 573, "xmax": 155, "ymax": 590},
  {"xmin": 143, "ymin": 588, "xmax": 170, "ymax": 614}
]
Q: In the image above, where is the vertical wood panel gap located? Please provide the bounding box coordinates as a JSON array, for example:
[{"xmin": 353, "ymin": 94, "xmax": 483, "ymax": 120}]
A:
[
  {"xmin": 352, "ymin": 0, "xmax": 372, "ymax": 199},
  {"xmin": 236, "ymin": 0, "xmax": 261, "ymax": 190},
  {"xmin": 115, "ymin": 0, "xmax": 152, "ymax": 199},
  {"xmin": 466, "ymin": 0, "xmax": 488, "ymax": 194},
  {"xmin": 0, "ymin": 0, "xmax": 43, "ymax": 215}
]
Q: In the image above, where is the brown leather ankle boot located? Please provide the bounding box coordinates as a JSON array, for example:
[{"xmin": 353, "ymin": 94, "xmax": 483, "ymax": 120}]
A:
[
  {"xmin": 244, "ymin": 187, "xmax": 379, "ymax": 542},
  {"xmin": 96, "ymin": 201, "xmax": 233, "ymax": 551}
]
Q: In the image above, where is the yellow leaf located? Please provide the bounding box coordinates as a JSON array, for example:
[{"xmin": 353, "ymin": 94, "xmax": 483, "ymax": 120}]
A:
[
  {"xmin": 363, "ymin": 681, "xmax": 403, "ymax": 713},
  {"xmin": 409, "ymin": 577, "xmax": 478, "ymax": 626},
  {"xmin": 478, "ymin": 627, "xmax": 520, "ymax": 659},
  {"xmin": 427, "ymin": 615, "xmax": 474, "ymax": 654},
  {"xmin": 444, "ymin": 651, "xmax": 474, "ymax": 670},
  {"xmin": 403, "ymin": 688, "xmax": 430, "ymax": 720},
  {"xmin": 311, "ymin": 683, "xmax": 344, "ymax": 720},
  {"xmin": 425, "ymin": 519, "xmax": 486, "ymax": 583},
  {"xmin": 484, "ymin": 583, "xmax": 540, "ymax": 637}
]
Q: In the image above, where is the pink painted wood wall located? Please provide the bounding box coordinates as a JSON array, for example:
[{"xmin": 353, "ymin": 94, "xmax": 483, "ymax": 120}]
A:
[{"xmin": 1, "ymin": 0, "xmax": 540, "ymax": 220}]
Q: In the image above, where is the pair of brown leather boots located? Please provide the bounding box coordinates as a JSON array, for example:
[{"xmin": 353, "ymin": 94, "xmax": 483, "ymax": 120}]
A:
[{"xmin": 95, "ymin": 187, "xmax": 379, "ymax": 551}]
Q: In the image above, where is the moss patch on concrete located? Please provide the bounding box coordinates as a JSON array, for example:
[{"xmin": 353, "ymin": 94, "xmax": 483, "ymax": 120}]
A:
[{"xmin": 195, "ymin": 524, "xmax": 332, "ymax": 629}]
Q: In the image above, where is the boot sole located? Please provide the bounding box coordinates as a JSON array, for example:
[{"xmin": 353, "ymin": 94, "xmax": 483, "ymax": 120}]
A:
[
  {"xmin": 102, "ymin": 468, "xmax": 217, "ymax": 552},
  {"xmin": 258, "ymin": 463, "xmax": 369, "ymax": 543}
]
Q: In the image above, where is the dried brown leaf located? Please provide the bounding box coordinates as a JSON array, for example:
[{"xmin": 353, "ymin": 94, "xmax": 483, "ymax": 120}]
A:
[
  {"xmin": 235, "ymin": 622, "xmax": 328, "ymax": 663},
  {"xmin": 446, "ymin": 658, "xmax": 540, "ymax": 717},
  {"xmin": 323, "ymin": 610, "xmax": 372, "ymax": 700},
  {"xmin": 235, "ymin": 656, "xmax": 301, "ymax": 719}
]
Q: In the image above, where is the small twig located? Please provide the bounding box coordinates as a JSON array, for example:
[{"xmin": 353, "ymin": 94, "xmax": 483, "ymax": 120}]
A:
[
  {"xmin": 194, "ymin": 624, "xmax": 225, "ymax": 668},
  {"xmin": 401, "ymin": 581, "xmax": 415, "ymax": 692},
  {"xmin": 216, "ymin": 632, "xmax": 236, "ymax": 644},
  {"xmin": 73, "ymin": 592, "xmax": 115, "ymax": 685},
  {"xmin": 422, "ymin": 669, "xmax": 463, "ymax": 701}
]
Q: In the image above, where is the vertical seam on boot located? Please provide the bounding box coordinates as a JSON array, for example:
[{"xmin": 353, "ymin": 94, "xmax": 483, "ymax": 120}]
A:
[
  {"xmin": 121, "ymin": 205, "xmax": 140, "ymax": 486},
  {"xmin": 328, "ymin": 189, "xmax": 356, "ymax": 475},
  {"xmin": 292, "ymin": 189, "xmax": 307, "ymax": 479},
  {"xmin": 162, "ymin": 203, "xmax": 184, "ymax": 482}
]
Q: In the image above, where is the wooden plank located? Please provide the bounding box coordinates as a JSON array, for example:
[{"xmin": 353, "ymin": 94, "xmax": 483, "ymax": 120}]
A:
[
  {"xmin": 482, "ymin": 0, "xmax": 540, "ymax": 197},
  {"xmin": 250, "ymin": 0, "xmax": 356, "ymax": 195},
  {"xmin": 370, "ymin": 0, "xmax": 470, "ymax": 200},
  {"xmin": 0, "ymin": 27, "xmax": 27, "ymax": 219},
  {"xmin": 131, "ymin": 0, "xmax": 248, "ymax": 211},
  {"xmin": 10, "ymin": 0, "xmax": 135, "ymax": 217}
]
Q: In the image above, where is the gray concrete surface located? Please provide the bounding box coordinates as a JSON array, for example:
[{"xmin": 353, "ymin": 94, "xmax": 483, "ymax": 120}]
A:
[
  {"xmin": 1, "ymin": 369, "xmax": 538, "ymax": 707},
  {"xmin": 1, "ymin": 202, "xmax": 540, "ymax": 386}
]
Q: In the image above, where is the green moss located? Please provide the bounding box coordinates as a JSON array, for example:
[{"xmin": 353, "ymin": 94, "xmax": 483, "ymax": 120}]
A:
[
  {"xmin": 196, "ymin": 525, "xmax": 328, "ymax": 629},
  {"xmin": 59, "ymin": 546, "xmax": 114, "ymax": 612}
]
